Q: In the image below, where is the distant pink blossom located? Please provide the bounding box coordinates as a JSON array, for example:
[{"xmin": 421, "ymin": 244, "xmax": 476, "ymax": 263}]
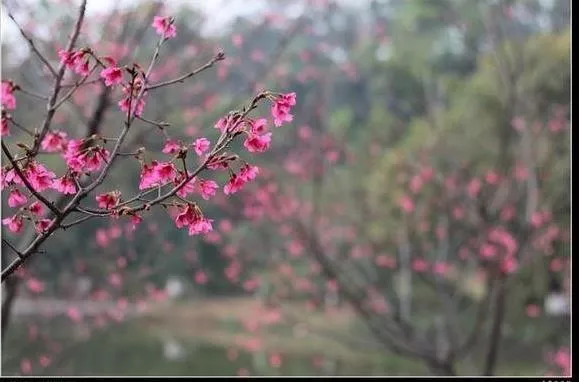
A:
[
  {"xmin": 152, "ymin": 16, "xmax": 177, "ymax": 39},
  {"xmin": 67, "ymin": 307, "xmax": 83, "ymax": 322},
  {"xmin": 399, "ymin": 195, "xmax": 415, "ymax": 213},
  {"xmin": 27, "ymin": 278, "xmax": 45, "ymax": 293},
  {"xmin": 195, "ymin": 270, "xmax": 208, "ymax": 284}
]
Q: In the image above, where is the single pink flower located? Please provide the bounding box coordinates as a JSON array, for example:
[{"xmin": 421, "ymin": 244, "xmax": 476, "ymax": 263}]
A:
[
  {"xmin": 467, "ymin": 178, "xmax": 482, "ymax": 198},
  {"xmin": 139, "ymin": 161, "xmax": 160, "ymax": 190},
  {"xmin": 41, "ymin": 130, "xmax": 68, "ymax": 152},
  {"xmin": 399, "ymin": 195, "xmax": 415, "ymax": 213},
  {"xmin": 198, "ymin": 180, "xmax": 218, "ymax": 200},
  {"xmin": 1, "ymin": 80, "xmax": 17, "ymax": 109},
  {"xmin": 162, "ymin": 139, "xmax": 182, "ymax": 155},
  {"xmin": 249, "ymin": 118, "xmax": 268, "ymax": 134},
  {"xmin": 20, "ymin": 359, "xmax": 32, "ymax": 374},
  {"xmin": 27, "ymin": 278, "xmax": 45, "ymax": 293},
  {"xmin": 28, "ymin": 201, "xmax": 45, "ymax": 216},
  {"xmin": 100, "ymin": 66, "xmax": 124, "ymax": 87},
  {"xmin": 96, "ymin": 191, "xmax": 121, "ymax": 209},
  {"xmin": 485, "ymin": 170, "xmax": 500, "ymax": 185},
  {"xmin": 35, "ymin": 219, "xmax": 52, "ymax": 233},
  {"xmin": 24, "ymin": 162, "xmax": 56, "ymax": 192},
  {"xmin": 244, "ymin": 132, "xmax": 272, "ymax": 153},
  {"xmin": 526, "ymin": 304, "xmax": 541, "ymax": 318},
  {"xmin": 271, "ymin": 92, "xmax": 296, "ymax": 127},
  {"xmin": 195, "ymin": 270, "xmax": 208, "ymax": 284},
  {"xmin": 67, "ymin": 307, "xmax": 83, "ymax": 322},
  {"xmin": 224, "ymin": 174, "xmax": 246, "ymax": 195},
  {"xmin": 7, "ymin": 189, "xmax": 27, "ymax": 208},
  {"xmin": 152, "ymin": 16, "xmax": 177, "ymax": 39},
  {"xmin": 52, "ymin": 175, "xmax": 78, "ymax": 195},
  {"xmin": 130, "ymin": 214, "xmax": 143, "ymax": 231},
  {"xmin": 155, "ymin": 162, "xmax": 177, "ymax": 184},
  {"xmin": 189, "ymin": 218, "xmax": 213, "ymax": 236},
  {"xmin": 193, "ymin": 137, "xmax": 211, "ymax": 156},
  {"xmin": 239, "ymin": 165, "xmax": 259, "ymax": 182},
  {"xmin": 175, "ymin": 204, "xmax": 197, "ymax": 229}
]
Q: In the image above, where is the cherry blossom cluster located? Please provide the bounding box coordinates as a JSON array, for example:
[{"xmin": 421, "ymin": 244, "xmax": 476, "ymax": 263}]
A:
[{"xmin": 1, "ymin": 11, "xmax": 297, "ymax": 280}]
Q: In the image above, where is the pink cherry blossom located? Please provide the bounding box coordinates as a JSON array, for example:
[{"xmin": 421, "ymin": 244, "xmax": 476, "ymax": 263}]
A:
[
  {"xmin": 224, "ymin": 174, "xmax": 246, "ymax": 195},
  {"xmin": 399, "ymin": 195, "xmax": 415, "ymax": 213},
  {"xmin": 193, "ymin": 137, "xmax": 211, "ymax": 156},
  {"xmin": 198, "ymin": 180, "xmax": 219, "ymax": 200},
  {"xmin": 189, "ymin": 218, "xmax": 213, "ymax": 236},
  {"xmin": 155, "ymin": 162, "xmax": 178, "ymax": 184},
  {"xmin": 20, "ymin": 359, "xmax": 32, "ymax": 374},
  {"xmin": 152, "ymin": 16, "xmax": 177, "ymax": 39},
  {"xmin": 467, "ymin": 178, "xmax": 482, "ymax": 198},
  {"xmin": 249, "ymin": 118, "xmax": 268, "ymax": 134},
  {"xmin": 1, "ymin": 115, "xmax": 9, "ymax": 136},
  {"xmin": 41, "ymin": 130, "xmax": 68, "ymax": 152},
  {"xmin": 24, "ymin": 162, "xmax": 56, "ymax": 192},
  {"xmin": 7, "ymin": 189, "xmax": 27, "ymax": 208},
  {"xmin": 139, "ymin": 161, "xmax": 160, "ymax": 190},
  {"xmin": 52, "ymin": 175, "xmax": 78, "ymax": 195},
  {"xmin": 175, "ymin": 205, "xmax": 197, "ymax": 229},
  {"xmin": 1, "ymin": 80, "xmax": 17, "ymax": 109},
  {"xmin": 526, "ymin": 304, "xmax": 541, "ymax": 318},
  {"xmin": 118, "ymin": 96, "xmax": 146, "ymax": 117},
  {"xmin": 100, "ymin": 66, "xmax": 124, "ymax": 87},
  {"xmin": 67, "ymin": 307, "xmax": 83, "ymax": 323},
  {"xmin": 35, "ymin": 219, "xmax": 52, "ymax": 233},
  {"xmin": 2, "ymin": 215, "xmax": 24, "ymax": 233},
  {"xmin": 175, "ymin": 172, "xmax": 196, "ymax": 198},
  {"xmin": 271, "ymin": 92, "xmax": 296, "ymax": 127},
  {"xmin": 27, "ymin": 278, "xmax": 45, "ymax": 293},
  {"xmin": 29, "ymin": 201, "xmax": 45, "ymax": 216},
  {"xmin": 96, "ymin": 191, "xmax": 121, "ymax": 209},
  {"xmin": 195, "ymin": 270, "xmax": 208, "ymax": 284},
  {"xmin": 244, "ymin": 132, "xmax": 272, "ymax": 153},
  {"xmin": 162, "ymin": 139, "xmax": 182, "ymax": 154},
  {"xmin": 239, "ymin": 165, "xmax": 259, "ymax": 182}
]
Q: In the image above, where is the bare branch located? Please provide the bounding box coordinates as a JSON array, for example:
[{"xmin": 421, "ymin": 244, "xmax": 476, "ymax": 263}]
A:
[
  {"xmin": 5, "ymin": 10, "xmax": 58, "ymax": 78},
  {"xmin": 144, "ymin": 51, "xmax": 225, "ymax": 91}
]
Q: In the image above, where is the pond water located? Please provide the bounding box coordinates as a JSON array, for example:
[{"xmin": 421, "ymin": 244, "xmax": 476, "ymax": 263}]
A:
[{"xmin": 2, "ymin": 321, "xmax": 417, "ymax": 376}]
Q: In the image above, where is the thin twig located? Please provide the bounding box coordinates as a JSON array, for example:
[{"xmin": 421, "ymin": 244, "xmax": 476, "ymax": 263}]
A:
[
  {"xmin": 6, "ymin": 10, "xmax": 58, "ymax": 78},
  {"xmin": 15, "ymin": 87, "xmax": 48, "ymax": 100},
  {"xmin": 2, "ymin": 239, "xmax": 24, "ymax": 259},
  {"xmin": 145, "ymin": 51, "xmax": 225, "ymax": 91}
]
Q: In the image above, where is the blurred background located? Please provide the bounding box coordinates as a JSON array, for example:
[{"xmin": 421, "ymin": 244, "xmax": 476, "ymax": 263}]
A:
[{"xmin": 0, "ymin": 0, "xmax": 571, "ymax": 377}]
